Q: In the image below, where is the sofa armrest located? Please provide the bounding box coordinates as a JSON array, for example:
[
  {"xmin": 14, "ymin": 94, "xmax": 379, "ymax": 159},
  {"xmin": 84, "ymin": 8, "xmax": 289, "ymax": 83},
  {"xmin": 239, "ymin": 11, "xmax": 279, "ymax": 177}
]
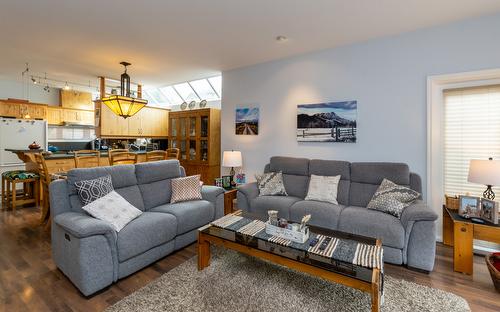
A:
[
  {"xmin": 237, "ymin": 182, "xmax": 259, "ymax": 212},
  {"xmin": 49, "ymin": 179, "xmax": 72, "ymax": 217},
  {"xmin": 201, "ymin": 185, "xmax": 225, "ymax": 203},
  {"xmin": 54, "ymin": 212, "xmax": 117, "ymax": 239},
  {"xmin": 201, "ymin": 185, "xmax": 225, "ymax": 219},
  {"xmin": 400, "ymin": 200, "xmax": 438, "ymax": 228}
]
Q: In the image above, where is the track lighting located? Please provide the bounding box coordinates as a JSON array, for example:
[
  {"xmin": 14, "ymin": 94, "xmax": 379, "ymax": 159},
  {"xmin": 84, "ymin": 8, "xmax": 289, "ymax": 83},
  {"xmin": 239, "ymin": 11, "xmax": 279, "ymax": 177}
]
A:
[
  {"xmin": 31, "ymin": 77, "xmax": 37, "ymax": 84},
  {"xmin": 63, "ymin": 82, "xmax": 70, "ymax": 90}
]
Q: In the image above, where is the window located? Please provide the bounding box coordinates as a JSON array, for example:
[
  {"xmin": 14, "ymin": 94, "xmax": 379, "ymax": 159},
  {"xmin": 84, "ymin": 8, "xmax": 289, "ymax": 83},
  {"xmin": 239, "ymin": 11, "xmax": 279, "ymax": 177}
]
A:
[
  {"xmin": 190, "ymin": 79, "xmax": 219, "ymax": 100},
  {"xmin": 444, "ymin": 85, "xmax": 500, "ymax": 196},
  {"xmin": 173, "ymin": 82, "xmax": 200, "ymax": 102},
  {"xmin": 159, "ymin": 86, "xmax": 184, "ymax": 105},
  {"xmin": 208, "ymin": 76, "xmax": 221, "ymax": 96}
]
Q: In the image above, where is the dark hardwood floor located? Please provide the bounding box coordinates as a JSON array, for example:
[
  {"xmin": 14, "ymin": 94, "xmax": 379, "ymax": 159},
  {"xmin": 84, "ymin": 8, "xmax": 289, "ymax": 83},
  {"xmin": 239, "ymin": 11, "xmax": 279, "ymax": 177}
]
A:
[{"xmin": 0, "ymin": 205, "xmax": 499, "ymax": 312}]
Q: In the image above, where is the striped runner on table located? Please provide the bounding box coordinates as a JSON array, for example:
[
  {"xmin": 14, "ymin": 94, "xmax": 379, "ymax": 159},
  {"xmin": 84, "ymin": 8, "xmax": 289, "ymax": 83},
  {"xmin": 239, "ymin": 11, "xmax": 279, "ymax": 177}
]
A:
[
  {"xmin": 210, "ymin": 214, "xmax": 243, "ymax": 229},
  {"xmin": 237, "ymin": 220, "xmax": 266, "ymax": 236},
  {"xmin": 353, "ymin": 243, "xmax": 383, "ymax": 270},
  {"xmin": 308, "ymin": 235, "xmax": 339, "ymax": 258}
]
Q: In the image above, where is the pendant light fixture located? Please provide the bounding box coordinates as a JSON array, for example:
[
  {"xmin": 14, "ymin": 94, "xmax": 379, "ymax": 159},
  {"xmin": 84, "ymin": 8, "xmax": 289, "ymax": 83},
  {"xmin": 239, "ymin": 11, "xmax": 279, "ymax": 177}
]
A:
[{"xmin": 101, "ymin": 62, "xmax": 147, "ymax": 119}]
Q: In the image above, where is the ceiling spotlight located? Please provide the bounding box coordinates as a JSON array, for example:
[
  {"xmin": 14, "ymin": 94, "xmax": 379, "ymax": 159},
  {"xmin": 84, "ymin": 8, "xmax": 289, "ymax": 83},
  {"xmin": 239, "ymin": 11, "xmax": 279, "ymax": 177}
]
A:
[
  {"xmin": 43, "ymin": 85, "xmax": 50, "ymax": 92},
  {"xmin": 31, "ymin": 77, "xmax": 37, "ymax": 84},
  {"xmin": 63, "ymin": 82, "xmax": 70, "ymax": 90},
  {"xmin": 275, "ymin": 35, "xmax": 288, "ymax": 42}
]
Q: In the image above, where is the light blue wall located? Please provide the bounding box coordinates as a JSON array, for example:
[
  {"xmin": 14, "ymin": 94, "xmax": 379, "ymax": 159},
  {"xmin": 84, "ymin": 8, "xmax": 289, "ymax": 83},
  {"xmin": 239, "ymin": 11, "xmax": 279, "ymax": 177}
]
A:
[
  {"xmin": 0, "ymin": 78, "xmax": 59, "ymax": 105},
  {"xmin": 221, "ymin": 13, "xmax": 500, "ymax": 198}
]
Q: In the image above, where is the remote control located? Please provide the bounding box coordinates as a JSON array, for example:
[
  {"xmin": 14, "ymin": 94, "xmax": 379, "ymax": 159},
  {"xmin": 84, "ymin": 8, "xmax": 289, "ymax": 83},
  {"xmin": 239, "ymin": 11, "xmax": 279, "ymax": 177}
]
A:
[
  {"xmin": 309, "ymin": 238, "xmax": 319, "ymax": 247},
  {"xmin": 319, "ymin": 237, "xmax": 331, "ymax": 251}
]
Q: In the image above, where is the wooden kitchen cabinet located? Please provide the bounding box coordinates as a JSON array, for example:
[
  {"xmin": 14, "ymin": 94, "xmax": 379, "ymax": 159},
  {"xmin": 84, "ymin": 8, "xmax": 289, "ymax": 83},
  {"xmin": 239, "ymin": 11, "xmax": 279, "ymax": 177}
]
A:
[
  {"xmin": 0, "ymin": 101, "xmax": 20, "ymax": 117},
  {"xmin": 19, "ymin": 103, "xmax": 47, "ymax": 119},
  {"xmin": 63, "ymin": 109, "xmax": 94, "ymax": 124},
  {"xmin": 96, "ymin": 100, "xmax": 169, "ymax": 138},
  {"xmin": 60, "ymin": 90, "xmax": 94, "ymax": 110},
  {"xmin": 47, "ymin": 107, "xmax": 63, "ymax": 125}
]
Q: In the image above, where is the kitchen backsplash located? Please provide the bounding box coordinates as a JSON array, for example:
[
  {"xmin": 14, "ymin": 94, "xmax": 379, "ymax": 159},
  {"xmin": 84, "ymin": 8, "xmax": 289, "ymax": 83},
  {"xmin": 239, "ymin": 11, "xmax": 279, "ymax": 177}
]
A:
[{"xmin": 48, "ymin": 126, "xmax": 96, "ymax": 141}]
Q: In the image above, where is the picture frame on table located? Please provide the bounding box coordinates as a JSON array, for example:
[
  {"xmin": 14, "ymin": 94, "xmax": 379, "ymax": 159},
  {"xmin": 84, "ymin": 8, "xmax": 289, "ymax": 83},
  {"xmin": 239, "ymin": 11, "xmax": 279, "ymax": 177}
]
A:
[
  {"xmin": 235, "ymin": 173, "xmax": 246, "ymax": 184},
  {"xmin": 458, "ymin": 195, "xmax": 481, "ymax": 219},
  {"xmin": 481, "ymin": 198, "xmax": 499, "ymax": 224},
  {"xmin": 222, "ymin": 175, "xmax": 232, "ymax": 189},
  {"xmin": 214, "ymin": 178, "xmax": 223, "ymax": 188}
]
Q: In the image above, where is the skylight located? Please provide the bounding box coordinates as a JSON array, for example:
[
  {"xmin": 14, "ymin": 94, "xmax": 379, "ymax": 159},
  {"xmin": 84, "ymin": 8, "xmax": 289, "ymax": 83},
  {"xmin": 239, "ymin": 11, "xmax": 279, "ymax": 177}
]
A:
[{"xmin": 143, "ymin": 75, "xmax": 221, "ymax": 108}]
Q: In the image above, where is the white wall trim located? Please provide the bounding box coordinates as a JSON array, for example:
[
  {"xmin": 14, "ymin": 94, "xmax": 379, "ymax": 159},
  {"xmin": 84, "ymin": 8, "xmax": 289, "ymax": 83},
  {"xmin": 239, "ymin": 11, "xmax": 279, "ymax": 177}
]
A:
[{"xmin": 427, "ymin": 68, "xmax": 500, "ymax": 240}]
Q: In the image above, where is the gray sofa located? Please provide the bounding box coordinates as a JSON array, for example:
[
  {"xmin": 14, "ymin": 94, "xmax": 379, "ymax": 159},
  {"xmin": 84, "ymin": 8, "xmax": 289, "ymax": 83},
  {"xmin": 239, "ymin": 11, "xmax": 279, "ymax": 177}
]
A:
[
  {"xmin": 49, "ymin": 160, "xmax": 225, "ymax": 296},
  {"xmin": 237, "ymin": 156, "xmax": 438, "ymax": 272}
]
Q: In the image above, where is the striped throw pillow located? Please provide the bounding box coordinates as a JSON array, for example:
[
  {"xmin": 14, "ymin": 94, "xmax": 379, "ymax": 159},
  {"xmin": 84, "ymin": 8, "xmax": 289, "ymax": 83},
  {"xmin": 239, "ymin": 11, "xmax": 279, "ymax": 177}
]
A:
[{"xmin": 170, "ymin": 175, "xmax": 202, "ymax": 203}]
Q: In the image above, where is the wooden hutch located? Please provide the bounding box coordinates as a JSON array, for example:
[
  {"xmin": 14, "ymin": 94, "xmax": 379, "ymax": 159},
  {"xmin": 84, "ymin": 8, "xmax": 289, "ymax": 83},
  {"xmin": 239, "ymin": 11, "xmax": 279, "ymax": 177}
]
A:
[{"xmin": 168, "ymin": 108, "xmax": 220, "ymax": 184}]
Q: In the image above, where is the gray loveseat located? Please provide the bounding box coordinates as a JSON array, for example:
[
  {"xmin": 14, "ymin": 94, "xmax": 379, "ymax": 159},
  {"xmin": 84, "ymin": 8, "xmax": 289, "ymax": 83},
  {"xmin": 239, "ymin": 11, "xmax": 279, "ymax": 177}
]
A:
[
  {"xmin": 237, "ymin": 156, "xmax": 438, "ymax": 272},
  {"xmin": 49, "ymin": 160, "xmax": 225, "ymax": 296}
]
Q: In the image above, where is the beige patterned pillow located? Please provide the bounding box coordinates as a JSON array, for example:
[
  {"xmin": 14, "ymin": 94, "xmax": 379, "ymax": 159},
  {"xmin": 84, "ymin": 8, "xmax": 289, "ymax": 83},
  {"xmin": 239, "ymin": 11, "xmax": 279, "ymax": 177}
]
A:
[
  {"xmin": 305, "ymin": 174, "xmax": 341, "ymax": 204},
  {"xmin": 171, "ymin": 175, "xmax": 202, "ymax": 203},
  {"xmin": 255, "ymin": 171, "xmax": 288, "ymax": 196}
]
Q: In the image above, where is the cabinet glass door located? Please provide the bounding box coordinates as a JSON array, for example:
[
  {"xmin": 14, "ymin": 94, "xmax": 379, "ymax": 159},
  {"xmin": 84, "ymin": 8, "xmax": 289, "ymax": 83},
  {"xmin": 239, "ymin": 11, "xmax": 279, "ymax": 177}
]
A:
[
  {"xmin": 180, "ymin": 140, "xmax": 187, "ymax": 160},
  {"xmin": 170, "ymin": 118, "xmax": 177, "ymax": 136},
  {"xmin": 189, "ymin": 117, "xmax": 196, "ymax": 137},
  {"xmin": 201, "ymin": 116, "xmax": 208, "ymax": 137},
  {"xmin": 189, "ymin": 140, "xmax": 197, "ymax": 160},
  {"xmin": 180, "ymin": 118, "xmax": 187, "ymax": 137},
  {"xmin": 201, "ymin": 140, "xmax": 208, "ymax": 162}
]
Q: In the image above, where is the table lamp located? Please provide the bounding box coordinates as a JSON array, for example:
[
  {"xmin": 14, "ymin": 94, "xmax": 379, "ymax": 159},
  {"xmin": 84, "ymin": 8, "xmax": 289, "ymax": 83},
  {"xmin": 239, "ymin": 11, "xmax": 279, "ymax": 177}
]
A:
[
  {"xmin": 222, "ymin": 150, "xmax": 242, "ymax": 186},
  {"xmin": 468, "ymin": 158, "xmax": 500, "ymax": 200}
]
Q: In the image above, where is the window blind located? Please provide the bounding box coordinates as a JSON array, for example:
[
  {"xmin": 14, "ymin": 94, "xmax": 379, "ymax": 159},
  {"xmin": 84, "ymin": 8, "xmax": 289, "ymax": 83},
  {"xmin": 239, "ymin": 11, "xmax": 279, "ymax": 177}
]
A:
[{"xmin": 444, "ymin": 85, "xmax": 500, "ymax": 197}]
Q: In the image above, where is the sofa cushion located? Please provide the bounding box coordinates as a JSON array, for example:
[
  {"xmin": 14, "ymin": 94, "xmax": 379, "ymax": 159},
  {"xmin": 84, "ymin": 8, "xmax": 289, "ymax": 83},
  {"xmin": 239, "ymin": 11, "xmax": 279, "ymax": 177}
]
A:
[
  {"xmin": 338, "ymin": 206, "xmax": 405, "ymax": 249},
  {"xmin": 309, "ymin": 159, "xmax": 350, "ymax": 180},
  {"xmin": 67, "ymin": 164, "xmax": 138, "ymax": 195},
  {"xmin": 269, "ymin": 156, "xmax": 309, "ymax": 176},
  {"xmin": 351, "ymin": 162, "xmax": 410, "ymax": 185},
  {"xmin": 135, "ymin": 160, "xmax": 182, "ymax": 184},
  {"xmin": 282, "ymin": 174, "xmax": 309, "ymax": 198},
  {"xmin": 250, "ymin": 196, "xmax": 302, "ymax": 219},
  {"xmin": 290, "ymin": 200, "xmax": 344, "ymax": 229},
  {"xmin": 150, "ymin": 200, "xmax": 214, "ymax": 234},
  {"xmin": 117, "ymin": 212, "xmax": 177, "ymax": 262},
  {"xmin": 139, "ymin": 179, "xmax": 172, "ymax": 210}
]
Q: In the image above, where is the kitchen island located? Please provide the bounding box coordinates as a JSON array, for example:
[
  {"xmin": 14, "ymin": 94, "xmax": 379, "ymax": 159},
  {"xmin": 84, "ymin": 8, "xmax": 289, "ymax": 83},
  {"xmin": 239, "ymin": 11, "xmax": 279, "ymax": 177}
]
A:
[{"xmin": 7, "ymin": 149, "xmax": 149, "ymax": 174}]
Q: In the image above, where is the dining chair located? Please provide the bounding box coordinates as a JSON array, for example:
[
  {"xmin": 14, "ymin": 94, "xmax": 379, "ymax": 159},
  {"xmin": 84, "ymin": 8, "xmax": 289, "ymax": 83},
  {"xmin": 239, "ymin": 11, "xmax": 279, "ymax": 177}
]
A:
[
  {"xmin": 146, "ymin": 150, "xmax": 168, "ymax": 162},
  {"xmin": 74, "ymin": 150, "xmax": 100, "ymax": 168},
  {"xmin": 34, "ymin": 153, "xmax": 51, "ymax": 224},
  {"xmin": 107, "ymin": 149, "xmax": 129, "ymax": 165},
  {"xmin": 110, "ymin": 152, "xmax": 138, "ymax": 165},
  {"xmin": 166, "ymin": 148, "xmax": 180, "ymax": 160}
]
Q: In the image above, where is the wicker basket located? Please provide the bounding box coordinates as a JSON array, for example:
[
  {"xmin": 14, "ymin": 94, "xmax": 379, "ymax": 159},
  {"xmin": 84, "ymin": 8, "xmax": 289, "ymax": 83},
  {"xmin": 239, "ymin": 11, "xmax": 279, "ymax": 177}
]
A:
[{"xmin": 486, "ymin": 253, "xmax": 500, "ymax": 293}]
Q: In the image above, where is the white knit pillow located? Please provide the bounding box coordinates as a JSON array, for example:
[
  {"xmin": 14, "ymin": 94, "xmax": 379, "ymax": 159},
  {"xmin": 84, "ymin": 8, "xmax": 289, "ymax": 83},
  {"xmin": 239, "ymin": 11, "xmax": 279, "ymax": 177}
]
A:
[
  {"xmin": 305, "ymin": 174, "xmax": 341, "ymax": 205},
  {"xmin": 170, "ymin": 175, "xmax": 202, "ymax": 203},
  {"xmin": 81, "ymin": 191, "xmax": 142, "ymax": 232}
]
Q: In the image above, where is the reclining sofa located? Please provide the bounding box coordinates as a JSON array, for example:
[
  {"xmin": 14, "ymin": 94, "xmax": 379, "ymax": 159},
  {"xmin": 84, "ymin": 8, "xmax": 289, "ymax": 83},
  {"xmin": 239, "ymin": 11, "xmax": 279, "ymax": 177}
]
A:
[
  {"xmin": 49, "ymin": 160, "xmax": 224, "ymax": 295},
  {"xmin": 237, "ymin": 156, "xmax": 438, "ymax": 272}
]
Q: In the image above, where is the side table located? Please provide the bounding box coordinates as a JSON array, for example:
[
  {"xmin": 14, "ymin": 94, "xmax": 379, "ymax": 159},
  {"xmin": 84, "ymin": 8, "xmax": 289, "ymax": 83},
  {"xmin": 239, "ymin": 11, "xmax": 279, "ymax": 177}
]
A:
[
  {"xmin": 443, "ymin": 206, "xmax": 500, "ymax": 275},
  {"xmin": 223, "ymin": 189, "xmax": 237, "ymax": 215}
]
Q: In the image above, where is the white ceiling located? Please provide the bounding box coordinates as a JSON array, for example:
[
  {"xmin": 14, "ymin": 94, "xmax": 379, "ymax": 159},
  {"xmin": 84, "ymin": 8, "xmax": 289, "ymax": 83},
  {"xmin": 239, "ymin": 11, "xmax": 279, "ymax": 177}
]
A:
[{"xmin": 1, "ymin": 0, "xmax": 500, "ymax": 88}]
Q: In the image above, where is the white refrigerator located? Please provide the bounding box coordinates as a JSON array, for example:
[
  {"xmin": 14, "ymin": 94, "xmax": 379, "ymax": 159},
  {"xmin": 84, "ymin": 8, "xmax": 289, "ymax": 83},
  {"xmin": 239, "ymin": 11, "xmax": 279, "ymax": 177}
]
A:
[{"xmin": 0, "ymin": 118, "xmax": 48, "ymax": 191}]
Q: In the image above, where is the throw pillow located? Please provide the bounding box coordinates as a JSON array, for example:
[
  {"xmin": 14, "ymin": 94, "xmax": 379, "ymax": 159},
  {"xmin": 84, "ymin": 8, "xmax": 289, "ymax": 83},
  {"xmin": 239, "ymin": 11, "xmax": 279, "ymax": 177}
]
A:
[
  {"xmin": 255, "ymin": 171, "xmax": 288, "ymax": 196},
  {"xmin": 75, "ymin": 175, "xmax": 114, "ymax": 206},
  {"xmin": 81, "ymin": 190, "xmax": 142, "ymax": 232},
  {"xmin": 170, "ymin": 175, "xmax": 202, "ymax": 203},
  {"xmin": 367, "ymin": 178, "xmax": 420, "ymax": 218},
  {"xmin": 305, "ymin": 174, "xmax": 341, "ymax": 205}
]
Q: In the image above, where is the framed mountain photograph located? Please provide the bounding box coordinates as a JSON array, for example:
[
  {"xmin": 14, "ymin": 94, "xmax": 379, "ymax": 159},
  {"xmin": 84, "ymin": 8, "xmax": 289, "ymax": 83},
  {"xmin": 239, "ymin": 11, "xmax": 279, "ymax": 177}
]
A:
[
  {"xmin": 297, "ymin": 101, "xmax": 357, "ymax": 142},
  {"xmin": 236, "ymin": 107, "xmax": 259, "ymax": 135}
]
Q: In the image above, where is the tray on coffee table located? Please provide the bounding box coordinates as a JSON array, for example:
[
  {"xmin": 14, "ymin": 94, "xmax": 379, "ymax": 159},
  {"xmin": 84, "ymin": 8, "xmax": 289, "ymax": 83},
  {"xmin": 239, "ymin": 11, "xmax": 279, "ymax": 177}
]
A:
[{"xmin": 198, "ymin": 210, "xmax": 383, "ymax": 312}]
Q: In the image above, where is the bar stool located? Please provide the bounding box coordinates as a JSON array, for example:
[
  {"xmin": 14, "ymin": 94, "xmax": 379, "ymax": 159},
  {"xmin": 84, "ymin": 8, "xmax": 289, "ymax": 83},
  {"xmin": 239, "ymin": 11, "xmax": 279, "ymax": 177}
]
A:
[{"xmin": 1, "ymin": 170, "xmax": 39, "ymax": 211}]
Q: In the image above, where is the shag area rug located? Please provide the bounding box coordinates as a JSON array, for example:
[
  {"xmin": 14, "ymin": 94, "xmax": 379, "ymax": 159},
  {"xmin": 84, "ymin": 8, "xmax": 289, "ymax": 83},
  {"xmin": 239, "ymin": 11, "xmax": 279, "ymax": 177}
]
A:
[{"xmin": 106, "ymin": 248, "xmax": 470, "ymax": 312}]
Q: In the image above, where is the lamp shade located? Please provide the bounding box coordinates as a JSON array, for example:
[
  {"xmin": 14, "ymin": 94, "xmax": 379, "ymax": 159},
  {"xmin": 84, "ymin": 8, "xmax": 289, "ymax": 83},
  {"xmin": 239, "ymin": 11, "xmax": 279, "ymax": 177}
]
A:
[
  {"xmin": 468, "ymin": 159, "xmax": 500, "ymax": 186},
  {"xmin": 101, "ymin": 95, "xmax": 147, "ymax": 119},
  {"xmin": 222, "ymin": 151, "xmax": 242, "ymax": 167}
]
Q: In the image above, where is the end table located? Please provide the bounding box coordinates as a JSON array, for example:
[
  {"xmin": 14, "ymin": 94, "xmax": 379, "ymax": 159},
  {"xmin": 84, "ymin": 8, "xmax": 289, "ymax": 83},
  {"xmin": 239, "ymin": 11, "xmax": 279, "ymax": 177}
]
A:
[
  {"xmin": 443, "ymin": 205, "xmax": 500, "ymax": 275},
  {"xmin": 224, "ymin": 189, "xmax": 237, "ymax": 215}
]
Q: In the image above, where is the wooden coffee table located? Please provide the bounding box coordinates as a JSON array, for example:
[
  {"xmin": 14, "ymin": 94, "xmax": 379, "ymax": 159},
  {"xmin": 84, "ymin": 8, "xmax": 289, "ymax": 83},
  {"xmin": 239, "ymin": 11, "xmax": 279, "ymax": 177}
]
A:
[{"xmin": 198, "ymin": 211, "xmax": 383, "ymax": 312}]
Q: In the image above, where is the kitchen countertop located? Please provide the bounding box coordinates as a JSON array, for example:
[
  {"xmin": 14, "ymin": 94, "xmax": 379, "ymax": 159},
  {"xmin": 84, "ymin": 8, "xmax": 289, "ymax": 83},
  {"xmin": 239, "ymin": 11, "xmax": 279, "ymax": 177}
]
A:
[{"xmin": 6, "ymin": 149, "xmax": 148, "ymax": 160}]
